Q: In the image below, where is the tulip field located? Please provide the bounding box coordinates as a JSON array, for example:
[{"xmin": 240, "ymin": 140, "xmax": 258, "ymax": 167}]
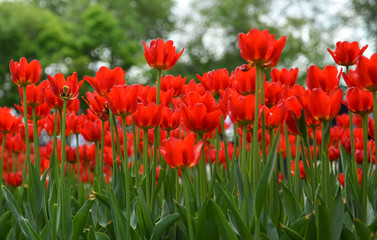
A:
[{"xmin": 2, "ymin": 28, "xmax": 377, "ymax": 239}]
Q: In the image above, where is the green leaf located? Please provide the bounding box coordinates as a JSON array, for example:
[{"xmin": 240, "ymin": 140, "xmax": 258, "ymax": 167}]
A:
[
  {"xmin": 0, "ymin": 211, "xmax": 12, "ymax": 237},
  {"xmin": 108, "ymin": 188, "xmax": 140, "ymax": 240},
  {"xmin": 93, "ymin": 191, "xmax": 110, "ymax": 208},
  {"xmin": 88, "ymin": 226, "xmax": 110, "ymax": 240},
  {"xmin": 136, "ymin": 187, "xmax": 155, "ymax": 238},
  {"xmin": 281, "ymin": 182, "xmax": 300, "ymax": 222},
  {"xmin": 150, "ymin": 213, "xmax": 181, "ymax": 240},
  {"xmin": 354, "ymin": 218, "xmax": 372, "ymax": 240},
  {"xmin": 27, "ymin": 164, "xmax": 44, "ymax": 223},
  {"xmin": 281, "ymin": 224, "xmax": 304, "ymax": 240},
  {"xmin": 2, "ymin": 185, "xmax": 42, "ymax": 240},
  {"xmin": 340, "ymin": 225, "xmax": 358, "ymax": 240},
  {"xmin": 254, "ymin": 127, "xmax": 280, "ymax": 217},
  {"xmin": 70, "ymin": 196, "xmax": 95, "ymax": 240},
  {"xmin": 330, "ymin": 189, "xmax": 344, "ymax": 240},
  {"xmin": 216, "ymin": 181, "xmax": 252, "ymax": 239},
  {"xmin": 315, "ymin": 195, "xmax": 331, "ymax": 240}
]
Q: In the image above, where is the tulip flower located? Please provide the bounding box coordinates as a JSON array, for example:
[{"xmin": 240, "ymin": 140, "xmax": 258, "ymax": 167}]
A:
[
  {"xmin": 4, "ymin": 172, "xmax": 22, "ymax": 186},
  {"xmin": 81, "ymin": 119, "xmax": 108, "ymax": 143},
  {"xmin": 132, "ymin": 102, "xmax": 165, "ymax": 130},
  {"xmin": 160, "ymin": 134, "xmax": 203, "ymax": 169},
  {"xmin": 228, "ymin": 90, "xmax": 256, "ymax": 125},
  {"xmin": 47, "ymin": 72, "xmax": 83, "ymax": 100},
  {"xmin": 17, "ymin": 81, "xmax": 48, "ymax": 107},
  {"xmin": 271, "ymin": 67, "xmax": 298, "ymax": 88},
  {"xmin": 264, "ymin": 81, "xmax": 286, "ymax": 107},
  {"xmin": 84, "ymin": 66, "xmax": 126, "ymax": 96},
  {"xmin": 160, "ymin": 108, "xmax": 181, "ymax": 131},
  {"xmin": 196, "ymin": 68, "xmax": 233, "ymax": 96},
  {"xmin": 303, "ymin": 88, "xmax": 343, "ymax": 122},
  {"xmin": 181, "ymin": 103, "xmax": 222, "ymax": 134},
  {"xmin": 0, "ymin": 108, "xmax": 22, "ymax": 134},
  {"xmin": 9, "ymin": 57, "xmax": 42, "ymax": 86},
  {"xmin": 233, "ymin": 66, "xmax": 263, "ymax": 95},
  {"xmin": 160, "ymin": 75, "xmax": 186, "ymax": 98},
  {"xmin": 238, "ymin": 29, "xmax": 286, "ymax": 69},
  {"xmin": 143, "ymin": 38, "xmax": 184, "ymax": 71},
  {"xmin": 306, "ymin": 65, "xmax": 340, "ymax": 92},
  {"xmin": 260, "ymin": 103, "xmax": 287, "ymax": 129},
  {"xmin": 327, "ymin": 41, "xmax": 368, "ymax": 66},
  {"xmin": 345, "ymin": 87, "xmax": 373, "ymax": 115},
  {"xmin": 83, "ymin": 92, "xmax": 109, "ymax": 121}
]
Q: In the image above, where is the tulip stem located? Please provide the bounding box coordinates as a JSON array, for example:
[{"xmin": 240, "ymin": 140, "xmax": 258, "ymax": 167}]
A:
[
  {"xmin": 241, "ymin": 124, "xmax": 250, "ymax": 224},
  {"xmin": 122, "ymin": 117, "xmax": 131, "ymax": 240},
  {"xmin": 221, "ymin": 116, "xmax": 230, "ymax": 175},
  {"xmin": 60, "ymin": 99, "xmax": 67, "ymax": 182},
  {"xmin": 294, "ymin": 135, "xmax": 301, "ymax": 199},
  {"xmin": 32, "ymin": 107, "xmax": 40, "ymax": 176},
  {"xmin": 132, "ymin": 120, "xmax": 138, "ymax": 187},
  {"xmin": 252, "ymin": 65, "xmax": 261, "ymax": 188},
  {"xmin": 0, "ymin": 135, "xmax": 5, "ymax": 185},
  {"xmin": 312, "ymin": 127, "xmax": 317, "ymax": 185},
  {"xmin": 95, "ymin": 141, "xmax": 100, "ymax": 191},
  {"xmin": 22, "ymin": 86, "xmax": 31, "ymax": 184},
  {"xmin": 75, "ymin": 134, "xmax": 80, "ymax": 182},
  {"xmin": 183, "ymin": 169, "xmax": 194, "ymax": 240},
  {"xmin": 373, "ymin": 91, "xmax": 377, "ymax": 173},
  {"xmin": 361, "ymin": 114, "xmax": 369, "ymax": 224},
  {"xmin": 197, "ymin": 133, "xmax": 207, "ymax": 205},
  {"xmin": 143, "ymin": 129, "xmax": 151, "ymax": 208},
  {"xmin": 320, "ymin": 121, "xmax": 330, "ymax": 205},
  {"xmin": 99, "ymin": 120, "xmax": 106, "ymax": 191}
]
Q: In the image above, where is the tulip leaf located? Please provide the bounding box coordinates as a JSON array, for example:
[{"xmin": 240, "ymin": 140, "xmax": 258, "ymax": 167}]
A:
[
  {"xmin": 93, "ymin": 191, "xmax": 110, "ymax": 208},
  {"xmin": 330, "ymin": 189, "xmax": 344, "ymax": 240},
  {"xmin": 281, "ymin": 224, "xmax": 304, "ymax": 240},
  {"xmin": 150, "ymin": 213, "xmax": 181, "ymax": 240},
  {"xmin": 70, "ymin": 197, "xmax": 95, "ymax": 240},
  {"xmin": 88, "ymin": 226, "xmax": 110, "ymax": 240},
  {"xmin": 136, "ymin": 187, "xmax": 155, "ymax": 238},
  {"xmin": 281, "ymin": 182, "xmax": 300, "ymax": 222},
  {"xmin": 340, "ymin": 225, "xmax": 358, "ymax": 240},
  {"xmin": 315, "ymin": 195, "xmax": 331, "ymax": 240},
  {"xmin": 254, "ymin": 126, "xmax": 280, "ymax": 217},
  {"xmin": 28, "ymin": 164, "xmax": 44, "ymax": 223},
  {"xmin": 2, "ymin": 185, "xmax": 42, "ymax": 240},
  {"xmin": 354, "ymin": 218, "xmax": 372, "ymax": 240},
  {"xmin": 0, "ymin": 211, "xmax": 12, "ymax": 237}
]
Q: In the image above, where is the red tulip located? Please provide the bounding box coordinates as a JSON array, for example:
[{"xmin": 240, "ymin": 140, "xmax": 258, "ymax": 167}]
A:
[
  {"xmin": 4, "ymin": 172, "xmax": 22, "ymax": 186},
  {"xmin": 42, "ymin": 82, "xmax": 65, "ymax": 109},
  {"xmin": 303, "ymin": 88, "xmax": 343, "ymax": 122},
  {"xmin": 264, "ymin": 81, "xmax": 286, "ymax": 107},
  {"xmin": 233, "ymin": 66, "xmax": 264, "ymax": 95},
  {"xmin": 181, "ymin": 101, "xmax": 222, "ymax": 134},
  {"xmin": 81, "ymin": 119, "xmax": 108, "ymax": 143},
  {"xmin": 346, "ymin": 54, "xmax": 377, "ymax": 92},
  {"xmin": 84, "ymin": 66, "xmax": 126, "ymax": 96},
  {"xmin": 345, "ymin": 87, "xmax": 373, "ymax": 115},
  {"xmin": 143, "ymin": 38, "xmax": 184, "ymax": 71},
  {"xmin": 9, "ymin": 57, "xmax": 42, "ymax": 86},
  {"xmin": 306, "ymin": 65, "xmax": 340, "ymax": 92},
  {"xmin": 291, "ymin": 161, "xmax": 306, "ymax": 179},
  {"xmin": 138, "ymin": 85, "xmax": 173, "ymax": 106},
  {"xmin": 83, "ymin": 91, "xmax": 109, "ymax": 121},
  {"xmin": 271, "ymin": 67, "xmax": 298, "ymax": 88},
  {"xmin": 132, "ymin": 102, "xmax": 165, "ymax": 130},
  {"xmin": 160, "ymin": 75, "xmax": 186, "ymax": 98},
  {"xmin": 228, "ymin": 90, "xmax": 256, "ymax": 125},
  {"xmin": 15, "ymin": 102, "xmax": 51, "ymax": 121},
  {"xmin": 160, "ymin": 108, "xmax": 181, "ymax": 131},
  {"xmin": 18, "ymin": 81, "xmax": 48, "ymax": 107},
  {"xmin": 336, "ymin": 114, "xmax": 350, "ymax": 129},
  {"xmin": 66, "ymin": 113, "xmax": 85, "ymax": 135},
  {"xmin": 0, "ymin": 107, "xmax": 22, "ymax": 134},
  {"xmin": 184, "ymin": 80, "xmax": 206, "ymax": 96},
  {"xmin": 79, "ymin": 144, "xmax": 96, "ymax": 163},
  {"xmin": 47, "ymin": 72, "xmax": 83, "ymax": 100},
  {"xmin": 238, "ymin": 29, "xmax": 286, "ymax": 69},
  {"xmin": 327, "ymin": 41, "xmax": 368, "ymax": 66},
  {"xmin": 260, "ymin": 102, "xmax": 287, "ymax": 129},
  {"xmin": 160, "ymin": 134, "xmax": 203, "ymax": 169},
  {"xmin": 196, "ymin": 68, "xmax": 233, "ymax": 96},
  {"xmin": 104, "ymin": 84, "xmax": 140, "ymax": 117},
  {"xmin": 369, "ymin": 118, "xmax": 374, "ymax": 139}
]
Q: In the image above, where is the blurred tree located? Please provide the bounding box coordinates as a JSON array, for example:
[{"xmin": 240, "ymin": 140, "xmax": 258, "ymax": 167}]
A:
[
  {"xmin": 351, "ymin": 0, "xmax": 377, "ymax": 49},
  {"xmin": 0, "ymin": 0, "xmax": 174, "ymax": 107}
]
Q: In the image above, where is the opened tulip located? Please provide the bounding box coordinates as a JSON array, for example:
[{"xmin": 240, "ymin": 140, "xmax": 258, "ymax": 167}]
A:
[
  {"xmin": 238, "ymin": 29, "xmax": 286, "ymax": 68},
  {"xmin": 83, "ymin": 92, "xmax": 109, "ymax": 121},
  {"xmin": 271, "ymin": 67, "xmax": 298, "ymax": 88},
  {"xmin": 0, "ymin": 107, "xmax": 22, "ymax": 134},
  {"xmin": 18, "ymin": 81, "xmax": 48, "ymax": 107},
  {"xmin": 47, "ymin": 72, "xmax": 83, "ymax": 100},
  {"xmin": 327, "ymin": 41, "xmax": 368, "ymax": 66},
  {"xmin": 260, "ymin": 102, "xmax": 287, "ymax": 129},
  {"xmin": 103, "ymin": 85, "xmax": 140, "ymax": 117},
  {"xmin": 306, "ymin": 65, "xmax": 340, "ymax": 92},
  {"xmin": 196, "ymin": 68, "xmax": 233, "ymax": 96},
  {"xmin": 132, "ymin": 102, "xmax": 165, "ymax": 130},
  {"xmin": 160, "ymin": 75, "xmax": 186, "ymax": 98},
  {"xmin": 4, "ymin": 172, "xmax": 22, "ymax": 186},
  {"xmin": 81, "ymin": 119, "xmax": 108, "ymax": 143},
  {"xmin": 228, "ymin": 90, "xmax": 256, "ymax": 125},
  {"xmin": 264, "ymin": 81, "xmax": 286, "ymax": 107},
  {"xmin": 160, "ymin": 134, "xmax": 203, "ymax": 169},
  {"xmin": 303, "ymin": 88, "xmax": 343, "ymax": 122},
  {"xmin": 84, "ymin": 66, "xmax": 126, "ymax": 96},
  {"xmin": 160, "ymin": 108, "xmax": 181, "ymax": 131},
  {"xmin": 9, "ymin": 57, "xmax": 42, "ymax": 86},
  {"xmin": 143, "ymin": 38, "xmax": 184, "ymax": 71},
  {"xmin": 42, "ymin": 82, "xmax": 65, "ymax": 109},
  {"xmin": 345, "ymin": 54, "xmax": 377, "ymax": 92},
  {"xmin": 345, "ymin": 87, "xmax": 373, "ymax": 115}
]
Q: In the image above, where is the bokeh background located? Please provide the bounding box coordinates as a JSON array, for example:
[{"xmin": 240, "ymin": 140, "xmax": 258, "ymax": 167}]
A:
[{"xmin": 0, "ymin": 0, "xmax": 375, "ymax": 108}]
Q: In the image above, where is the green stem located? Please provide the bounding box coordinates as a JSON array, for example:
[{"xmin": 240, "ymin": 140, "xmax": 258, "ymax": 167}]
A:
[
  {"xmin": 373, "ymin": 91, "xmax": 377, "ymax": 173},
  {"xmin": 99, "ymin": 120, "xmax": 105, "ymax": 191},
  {"xmin": 60, "ymin": 100, "xmax": 68, "ymax": 181},
  {"xmin": 361, "ymin": 114, "xmax": 369, "ymax": 224},
  {"xmin": 312, "ymin": 127, "xmax": 317, "ymax": 185},
  {"xmin": 122, "ymin": 117, "xmax": 131, "ymax": 240},
  {"xmin": 143, "ymin": 129, "xmax": 151, "ymax": 208},
  {"xmin": 321, "ymin": 121, "xmax": 330, "ymax": 205},
  {"xmin": 183, "ymin": 169, "xmax": 194, "ymax": 240},
  {"xmin": 233, "ymin": 123, "xmax": 238, "ymax": 161},
  {"xmin": 221, "ymin": 116, "xmax": 231, "ymax": 174},
  {"xmin": 252, "ymin": 65, "xmax": 261, "ymax": 188},
  {"xmin": 132, "ymin": 121, "xmax": 138, "ymax": 187},
  {"xmin": 22, "ymin": 86, "xmax": 31, "ymax": 184},
  {"xmin": 294, "ymin": 136, "xmax": 301, "ymax": 199},
  {"xmin": 241, "ymin": 124, "xmax": 250, "ymax": 224},
  {"xmin": 32, "ymin": 107, "xmax": 40, "ymax": 176},
  {"xmin": 0, "ymin": 135, "xmax": 5, "ymax": 185},
  {"xmin": 197, "ymin": 133, "xmax": 207, "ymax": 205},
  {"xmin": 95, "ymin": 141, "xmax": 100, "ymax": 191},
  {"xmin": 75, "ymin": 134, "xmax": 80, "ymax": 182}
]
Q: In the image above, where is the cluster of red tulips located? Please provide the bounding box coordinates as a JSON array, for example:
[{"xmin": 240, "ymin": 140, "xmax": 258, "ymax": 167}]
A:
[{"xmin": 2, "ymin": 29, "xmax": 377, "ymax": 239}]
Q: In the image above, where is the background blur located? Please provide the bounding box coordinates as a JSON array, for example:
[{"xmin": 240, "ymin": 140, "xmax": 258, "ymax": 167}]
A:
[{"xmin": 0, "ymin": 0, "xmax": 375, "ymax": 107}]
